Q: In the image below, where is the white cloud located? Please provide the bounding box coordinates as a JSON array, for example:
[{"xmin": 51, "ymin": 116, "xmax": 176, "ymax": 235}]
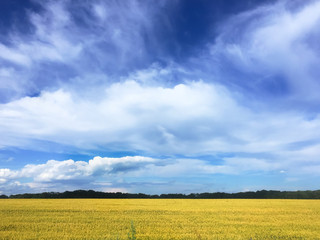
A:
[
  {"xmin": 0, "ymin": 44, "xmax": 31, "ymax": 66},
  {"xmin": 1, "ymin": 153, "xmax": 319, "ymax": 195},
  {"xmin": 0, "ymin": 0, "xmax": 172, "ymax": 102},
  {"xmin": 0, "ymin": 168, "xmax": 16, "ymax": 179},
  {"xmin": 0, "ymin": 155, "xmax": 278, "ymax": 194},
  {"xmin": 18, "ymin": 156, "xmax": 155, "ymax": 182},
  {"xmin": 211, "ymin": 0, "xmax": 320, "ymax": 101},
  {"xmin": 0, "ymin": 80, "xmax": 234, "ymax": 153},
  {"xmin": 1, "ymin": 78, "xmax": 320, "ymax": 159},
  {"xmin": 0, "ymin": 1, "xmax": 82, "ymax": 67},
  {"xmin": 0, "ymin": 156, "xmax": 156, "ymax": 194}
]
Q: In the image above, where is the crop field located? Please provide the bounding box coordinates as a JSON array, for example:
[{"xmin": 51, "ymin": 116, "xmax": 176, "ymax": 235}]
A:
[{"xmin": 0, "ymin": 199, "xmax": 320, "ymax": 239}]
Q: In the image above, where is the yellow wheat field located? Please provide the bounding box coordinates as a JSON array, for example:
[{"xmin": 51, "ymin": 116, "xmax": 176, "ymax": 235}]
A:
[{"xmin": 0, "ymin": 199, "xmax": 320, "ymax": 239}]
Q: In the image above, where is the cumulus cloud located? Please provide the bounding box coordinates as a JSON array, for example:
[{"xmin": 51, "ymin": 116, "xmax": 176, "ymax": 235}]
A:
[
  {"xmin": 0, "ymin": 80, "xmax": 234, "ymax": 153},
  {"xmin": 1, "ymin": 78, "xmax": 320, "ymax": 157},
  {"xmin": 21, "ymin": 156, "xmax": 155, "ymax": 181},
  {"xmin": 2, "ymin": 153, "xmax": 319, "ymax": 195},
  {"xmin": 0, "ymin": 155, "xmax": 286, "ymax": 195},
  {"xmin": 0, "ymin": 156, "xmax": 155, "ymax": 194}
]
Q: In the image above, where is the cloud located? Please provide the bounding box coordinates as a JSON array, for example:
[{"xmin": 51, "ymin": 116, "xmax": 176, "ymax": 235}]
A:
[
  {"xmin": 1, "ymin": 0, "xmax": 320, "ymax": 194},
  {"xmin": 0, "ymin": 155, "xmax": 282, "ymax": 195},
  {"xmin": 0, "ymin": 44, "xmax": 32, "ymax": 66},
  {"xmin": 0, "ymin": 156, "xmax": 202, "ymax": 194},
  {"xmin": 1, "ymin": 75, "xmax": 320, "ymax": 194},
  {"xmin": 0, "ymin": 80, "xmax": 235, "ymax": 154},
  {"xmin": 1, "ymin": 153, "xmax": 319, "ymax": 195},
  {"xmin": 21, "ymin": 156, "xmax": 155, "ymax": 182},
  {"xmin": 0, "ymin": 156, "xmax": 155, "ymax": 194},
  {"xmin": 2, "ymin": 0, "xmax": 319, "ymax": 105},
  {"xmin": 1, "ymin": 77, "xmax": 320, "ymax": 158},
  {"xmin": 0, "ymin": 0, "xmax": 173, "ymax": 102},
  {"xmin": 209, "ymin": 0, "xmax": 320, "ymax": 105}
]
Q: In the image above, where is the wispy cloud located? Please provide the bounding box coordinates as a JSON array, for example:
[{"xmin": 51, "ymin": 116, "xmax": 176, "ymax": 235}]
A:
[
  {"xmin": 208, "ymin": 0, "xmax": 320, "ymax": 105},
  {"xmin": 0, "ymin": 0, "xmax": 173, "ymax": 102}
]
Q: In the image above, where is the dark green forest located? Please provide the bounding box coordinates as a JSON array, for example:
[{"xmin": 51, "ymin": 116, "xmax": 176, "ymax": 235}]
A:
[{"xmin": 1, "ymin": 189, "xmax": 320, "ymax": 199}]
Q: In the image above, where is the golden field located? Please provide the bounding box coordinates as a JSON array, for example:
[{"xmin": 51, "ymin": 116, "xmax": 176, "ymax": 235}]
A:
[{"xmin": 0, "ymin": 199, "xmax": 320, "ymax": 239}]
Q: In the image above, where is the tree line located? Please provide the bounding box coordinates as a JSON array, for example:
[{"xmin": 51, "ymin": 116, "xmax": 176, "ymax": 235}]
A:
[{"xmin": 1, "ymin": 189, "xmax": 320, "ymax": 199}]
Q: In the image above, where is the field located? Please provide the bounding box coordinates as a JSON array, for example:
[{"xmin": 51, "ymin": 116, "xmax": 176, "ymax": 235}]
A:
[{"xmin": 1, "ymin": 199, "xmax": 320, "ymax": 239}]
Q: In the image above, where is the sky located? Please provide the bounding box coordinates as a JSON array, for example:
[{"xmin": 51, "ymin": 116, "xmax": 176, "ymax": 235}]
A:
[{"xmin": 1, "ymin": 0, "xmax": 320, "ymax": 195}]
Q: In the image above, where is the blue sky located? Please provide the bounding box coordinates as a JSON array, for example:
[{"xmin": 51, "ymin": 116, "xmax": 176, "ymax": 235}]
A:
[{"xmin": 1, "ymin": 0, "xmax": 320, "ymax": 195}]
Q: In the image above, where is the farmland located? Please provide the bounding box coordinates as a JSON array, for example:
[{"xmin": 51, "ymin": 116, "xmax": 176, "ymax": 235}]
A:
[{"xmin": 1, "ymin": 199, "xmax": 320, "ymax": 239}]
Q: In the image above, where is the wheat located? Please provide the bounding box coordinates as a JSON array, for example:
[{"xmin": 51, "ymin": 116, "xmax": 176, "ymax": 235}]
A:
[{"xmin": 0, "ymin": 199, "xmax": 319, "ymax": 239}]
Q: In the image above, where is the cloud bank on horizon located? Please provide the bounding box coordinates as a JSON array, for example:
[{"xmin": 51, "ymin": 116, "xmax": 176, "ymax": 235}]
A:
[{"xmin": 1, "ymin": 0, "xmax": 320, "ymax": 195}]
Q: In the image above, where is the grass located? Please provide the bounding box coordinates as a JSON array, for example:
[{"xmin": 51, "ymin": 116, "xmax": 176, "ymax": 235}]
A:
[{"xmin": 0, "ymin": 199, "xmax": 320, "ymax": 239}]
